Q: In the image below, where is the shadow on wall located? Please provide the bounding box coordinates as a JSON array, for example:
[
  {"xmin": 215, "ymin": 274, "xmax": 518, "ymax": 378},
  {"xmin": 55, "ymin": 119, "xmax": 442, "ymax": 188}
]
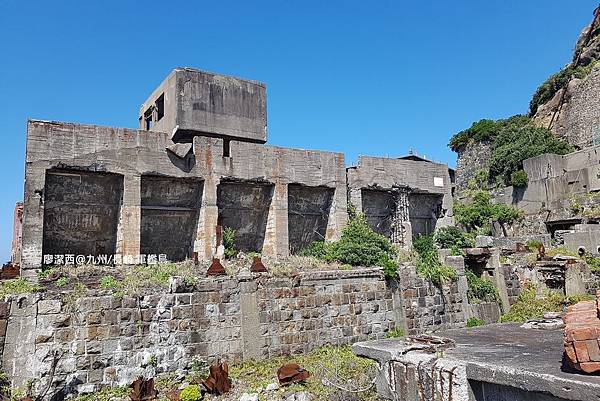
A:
[
  {"xmin": 217, "ymin": 181, "xmax": 274, "ymax": 252},
  {"xmin": 140, "ymin": 175, "xmax": 203, "ymax": 262},
  {"xmin": 288, "ymin": 184, "xmax": 334, "ymax": 254}
]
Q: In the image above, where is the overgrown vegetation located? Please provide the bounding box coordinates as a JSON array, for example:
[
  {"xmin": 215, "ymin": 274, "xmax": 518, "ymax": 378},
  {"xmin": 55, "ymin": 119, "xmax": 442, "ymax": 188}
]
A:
[
  {"xmin": 0, "ymin": 278, "xmax": 43, "ymax": 297},
  {"xmin": 449, "ymin": 115, "xmax": 574, "ymax": 187},
  {"xmin": 413, "ymin": 235, "xmax": 457, "ymax": 285},
  {"xmin": 180, "ymin": 384, "xmax": 203, "ymax": 401},
  {"xmin": 448, "ymin": 115, "xmax": 530, "ymax": 152},
  {"xmin": 465, "ymin": 270, "xmax": 498, "ymax": 303},
  {"xmin": 433, "ymin": 226, "xmax": 474, "ymax": 249},
  {"xmin": 223, "ymin": 226, "xmax": 238, "ymax": 259},
  {"xmin": 466, "ymin": 317, "xmax": 486, "ymax": 328},
  {"xmin": 500, "ymin": 284, "xmax": 593, "ymax": 323},
  {"xmin": 489, "ymin": 124, "xmax": 573, "ymax": 186},
  {"xmin": 230, "ymin": 345, "xmax": 378, "ymax": 400},
  {"xmin": 299, "ymin": 214, "xmax": 398, "ymax": 278},
  {"xmin": 510, "ymin": 170, "xmax": 528, "ymax": 187},
  {"xmin": 385, "ymin": 327, "xmax": 406, "ymax": 338},
  {"xmin": 529, "ymin": 62, "xmax": 598, "ymax": 116},
  {"xmin": 454, "ymin": 190, "xmax": 523, "ymax": 235}
]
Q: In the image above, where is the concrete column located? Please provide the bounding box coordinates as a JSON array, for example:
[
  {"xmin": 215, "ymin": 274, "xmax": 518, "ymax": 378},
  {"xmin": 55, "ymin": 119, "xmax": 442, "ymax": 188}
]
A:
[
  {"xmin": 263, "ymin": 182, "xmax": 289, "ymax": 258},
  {"xmin": 488, "ymin": 249, "xmax": 511, "ymax": 313},
  {"xmin": 195, "ymin": 177, "xmax": 219, "ymax": 260},
  {"xmin": 20, "ymin": 165, "xmax": 47, "ymax": 279},
  {"xmin": 118, "ymin": 175, "xmax": 141, "ymax": 262},
  {"xmin": 565, "ymin": 262, "xmax": 587, "ymax": 296},
  {"xmin": 326, "ymin": 184, "xmax": 348, "ymax": 241}
]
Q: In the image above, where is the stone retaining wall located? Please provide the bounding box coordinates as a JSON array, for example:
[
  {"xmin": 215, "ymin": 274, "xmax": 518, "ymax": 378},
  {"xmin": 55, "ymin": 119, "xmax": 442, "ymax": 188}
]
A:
[{"xmin": 0, "ymin": 268, "xmax": 401, "ymax": 396}]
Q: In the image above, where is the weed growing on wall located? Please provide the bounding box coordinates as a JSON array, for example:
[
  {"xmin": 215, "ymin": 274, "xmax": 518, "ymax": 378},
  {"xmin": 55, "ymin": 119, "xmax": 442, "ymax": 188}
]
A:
[
  {"xmin": 413, "ymin": 235, "xmax": 457, "ymax": 286},
  {"xmin": 465, "ymin": 270, "xmax": 498, "ymax": 303},
  {"xmin": 223, "ymin": 226, "xmax": 238, "ymax": 259}
]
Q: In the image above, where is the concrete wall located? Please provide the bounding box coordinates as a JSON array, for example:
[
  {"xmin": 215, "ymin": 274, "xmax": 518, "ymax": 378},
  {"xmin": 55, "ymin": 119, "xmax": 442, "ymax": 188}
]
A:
[
  {"xmin": 21, "ymin": 120, "xmax": 347, "ymax": 273},
  {"xmin": 139, "ymin": 68, "xmax": 267, "ymax": 144},
  {"xmin": 1, "ymin": 269, "xmax": 402, "ymax": 395},
  {"xmin": 347, "ymin": 156, "xmax": 453, "ymax": 243},
  {"xmin": 454, "ymin": 141, "xmax": 492, "ymax": 193},
  {"xmin": 11, "ymin": 203, "xmax": 23, "ymax": 265}
]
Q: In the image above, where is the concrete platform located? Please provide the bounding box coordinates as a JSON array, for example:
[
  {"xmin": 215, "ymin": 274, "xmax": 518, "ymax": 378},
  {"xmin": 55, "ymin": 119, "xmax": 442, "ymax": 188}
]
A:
[{"xmin": 353, "ymin": 323, "xmax": 600, "ymax": 401}]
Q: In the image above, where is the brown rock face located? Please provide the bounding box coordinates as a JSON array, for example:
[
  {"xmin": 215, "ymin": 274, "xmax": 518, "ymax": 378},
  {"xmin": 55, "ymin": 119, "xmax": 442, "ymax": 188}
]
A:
[{"xmin": 563, "ymin": 290, "xmax": 600, "ymax": 373}]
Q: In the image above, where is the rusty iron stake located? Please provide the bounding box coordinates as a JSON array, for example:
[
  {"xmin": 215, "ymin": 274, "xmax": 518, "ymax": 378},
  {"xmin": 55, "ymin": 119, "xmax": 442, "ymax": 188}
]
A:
[
  {"xmin": 250, "ymin": 256, "xmax": 268, "ymax": 273},
  {"xmin": 207, "ymin": 258, "xmax": 226, "ymax": 276}
]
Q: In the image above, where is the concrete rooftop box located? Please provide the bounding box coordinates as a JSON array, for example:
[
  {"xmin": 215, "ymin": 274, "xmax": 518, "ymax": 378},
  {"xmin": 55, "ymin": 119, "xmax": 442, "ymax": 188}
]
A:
[{"xmin": 139, "ymin": 68, "xmax": 267, "ymax": 144}]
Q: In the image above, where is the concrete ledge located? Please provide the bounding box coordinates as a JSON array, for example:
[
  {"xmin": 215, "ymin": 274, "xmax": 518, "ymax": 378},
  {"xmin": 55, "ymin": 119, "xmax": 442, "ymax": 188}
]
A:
[{"xmin": 354, "ymin": 324, "xmax": 600, "ymax": 401}]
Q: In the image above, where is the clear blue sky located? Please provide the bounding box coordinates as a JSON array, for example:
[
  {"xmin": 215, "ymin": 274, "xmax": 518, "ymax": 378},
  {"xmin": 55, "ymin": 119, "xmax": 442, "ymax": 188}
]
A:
[{"xmin": 0, "ymin": 1, "xmax": 598, "ymax": 262}]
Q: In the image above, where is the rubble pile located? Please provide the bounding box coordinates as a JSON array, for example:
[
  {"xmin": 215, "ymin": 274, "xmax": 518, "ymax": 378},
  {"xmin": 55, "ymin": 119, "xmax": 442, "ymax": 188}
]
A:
[{"xmin": 564, "ymin": 290, "xmax": 600, "ymax": 373}]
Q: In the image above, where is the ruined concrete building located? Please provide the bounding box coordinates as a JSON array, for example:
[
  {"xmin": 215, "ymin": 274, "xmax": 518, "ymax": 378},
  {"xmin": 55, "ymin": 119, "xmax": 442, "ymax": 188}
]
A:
[{"xmin": 18, "ymin": 68, "xmax": 453, "ymax": 274}]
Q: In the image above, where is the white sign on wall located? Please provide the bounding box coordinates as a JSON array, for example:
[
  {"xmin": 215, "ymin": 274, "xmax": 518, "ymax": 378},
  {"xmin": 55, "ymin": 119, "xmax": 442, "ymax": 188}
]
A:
[{"xmin": 433, "ymin": 177, "xmax": 444, "ymax": 187}]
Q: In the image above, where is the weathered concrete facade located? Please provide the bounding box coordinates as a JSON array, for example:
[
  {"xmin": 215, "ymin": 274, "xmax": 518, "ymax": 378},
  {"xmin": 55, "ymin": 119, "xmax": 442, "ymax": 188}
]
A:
[
  {"xmin": 18, "ymin": 68, "xmax": 455, "ymax": 271},
  {"xmin": 21, "ymin": 120, "xmax": 347, "ymax": 274},
  {"xmin": 347, "ymin": 156, "xmax": 454, "ymax": 247},
  {"xmin": 492, "ymin": 145, "xmax": 600, "ymax": 253},
  {"xmin": 139, "ymin": 68, "xmax": 267, "ymax": 143}
]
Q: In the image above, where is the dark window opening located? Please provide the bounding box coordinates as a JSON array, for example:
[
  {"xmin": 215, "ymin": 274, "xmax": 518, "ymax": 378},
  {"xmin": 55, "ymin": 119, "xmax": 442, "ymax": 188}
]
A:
[
  {"xmin": 155, "ymin": 94, "xmax": 164, "ymax": 122},
  {"xmin": 144, "ymin": 108, "xmax": 153, "ymax": 131},
  {"xmin": 223, "ymin": 139, "xmax": 231, "ymax": 157}
]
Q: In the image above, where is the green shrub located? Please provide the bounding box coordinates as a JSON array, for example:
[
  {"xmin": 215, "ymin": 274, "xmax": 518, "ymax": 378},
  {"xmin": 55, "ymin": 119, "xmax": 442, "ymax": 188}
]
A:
[
  {"xmin": 525, "ymin": 240, "xmax": 543, "ymax": 252},
  {"xmin": 529, "ymin": 62, "xmax": 597, "ymax": 116},
  {"xmin": 454, "ymin": 191, "xmax": 523, "ymax": 235},
  {"xmin": 413, "ymin": 235, "xmax": 457, "ymax": 285},
  {"xmin": 467, "ymin": 169, "xmax": 490, "ymax": 191},
  {"xmin": 298, "ymin": 241, "xmax": 330, "ymax": 259},
  {"xmin": 327, "ymin": 214, "xmax": 397, "ymax": 268},
  {"xmin": 448, "ymin": 115, "xmax": 530, "ymax": 152},
  {"xmin": 465, "ymin": 270, "xmax": 498, "ymax": 303},
  {"xmin": 489, "ymin": 125, "xmax": 573, "ymax": 186},
  {"xmin": 180, "ymin": 384, "xmax": 203, "ymax": 401},
  {"xmin": 466, "ymin": 317, "xmax": 486, "ymax": 327},
  {"xmin": 223, "ymin": 226, "xmax": 238, "ymax": 259},
  {"xmin": 584, "ymin": 253, "xmax": 600, "ymax": 271},
  {"xmin": 434, "ymin": 226, "xmax": 474, "ymax": 249},
  {"xmin": 510, "ymin": 170, "xmax": 528, "ymax": 187},
  {"xmin": 386, "ymin": 327, "xmax": 406, "ymax": 338},
  {"xmin": 300, "ymin": 215, "xmax": 398, "ymax": 278}
]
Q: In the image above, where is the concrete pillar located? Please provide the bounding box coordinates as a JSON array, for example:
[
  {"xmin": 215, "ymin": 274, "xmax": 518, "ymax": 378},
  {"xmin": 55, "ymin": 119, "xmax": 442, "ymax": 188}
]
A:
[
  {"xmin": 263, "ymin": 182, "xmax": 289, "ymax": 258},
  {"xmin": 326, "ymin": 184, "xmax": 348, "ymax": 241},
  {"xmin": 488, "ymin": 249, "xmax": 511, "ymax": 313},
  {"xmin": 392, "ymin": 188, "xmax": 411, "ymax": 249},
  {"xmin": 20, "ymin": 166, "xmax": 47, "ymax": 279},
  {"xmin": 195, "ymin": 177, "xmax": 219, "ymax": 260},
  {"xmin": 566, "ymin": 262, "xmax": 587, "ymax": 296},
  {"xmin": 118, "ymin": 175, "xmax": 141, "ymax": 262}
]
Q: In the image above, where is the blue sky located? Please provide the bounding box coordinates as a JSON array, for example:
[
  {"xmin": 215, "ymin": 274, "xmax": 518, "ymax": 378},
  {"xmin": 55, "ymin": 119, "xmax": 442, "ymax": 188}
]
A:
[{"xmin": 0, "ymin": 1, "xmax": 598, "ymax": 262}]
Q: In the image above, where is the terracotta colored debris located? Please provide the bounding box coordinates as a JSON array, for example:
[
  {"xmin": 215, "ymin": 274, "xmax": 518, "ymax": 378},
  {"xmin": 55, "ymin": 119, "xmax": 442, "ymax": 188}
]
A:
[
  {"xmin": 130, "ymin": 377, "xmax": 157, "ymax": 401},
  {"xmin": 564, "ymin": 290, "xmax": 600, "ymax": 373},
  {"xmin": 206, "ymin": 258, "xmax": 226, "ymax": 276},
  {"xmin": 0, "ymin": 263, "xmax": 19, "ymax": 280},
  {"xmin": 202, "ymin": 362, "xmax": 232, "ymax": 395},
  {"xmin": 250, "ymin": 256, "xmax": 268, "ymax": 273},
  {"xmin": 277, "ymin": 363, "xmax": 310, "ymax": 385}
]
